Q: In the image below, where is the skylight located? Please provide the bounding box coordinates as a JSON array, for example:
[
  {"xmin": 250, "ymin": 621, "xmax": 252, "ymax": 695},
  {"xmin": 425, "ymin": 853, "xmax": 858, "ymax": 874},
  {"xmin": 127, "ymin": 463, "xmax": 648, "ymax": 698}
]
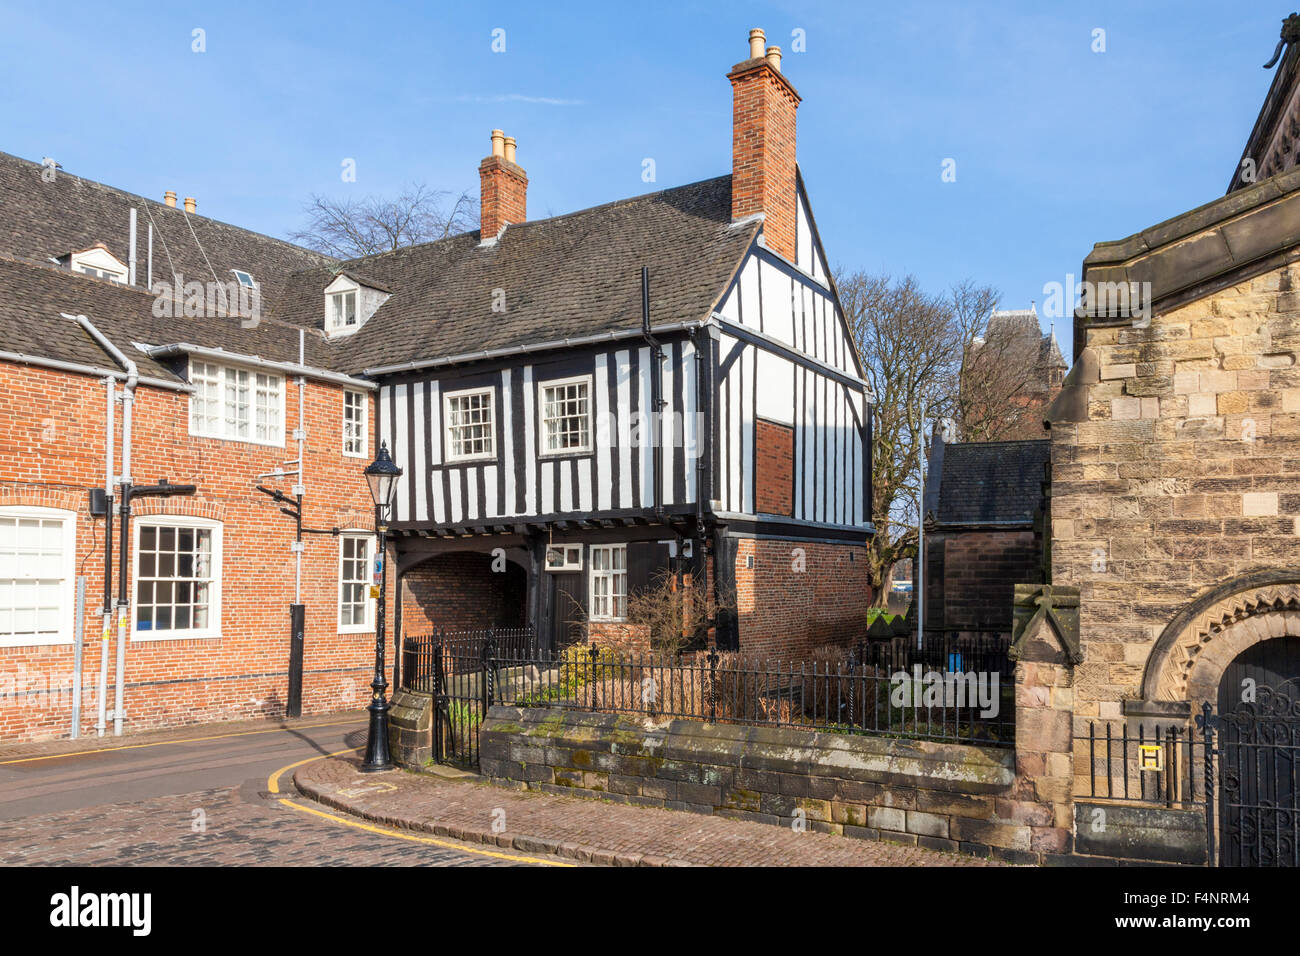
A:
[{"xmin": 232, "ymin": 270, "xmax": 256, "ymax": 288}]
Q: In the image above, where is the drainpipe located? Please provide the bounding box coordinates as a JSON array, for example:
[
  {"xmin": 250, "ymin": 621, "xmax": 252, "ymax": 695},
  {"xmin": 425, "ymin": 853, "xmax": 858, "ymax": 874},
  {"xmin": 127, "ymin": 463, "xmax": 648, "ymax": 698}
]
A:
[
  {"xmin": 65, "ymin": 314, "xmax": 137, "ymax": 736},
  {"xmin": 641, "ymin": 266, "xmax": 665, "ymax": 520},
  {"xmin": 97, "ymin": 375, "xmax": 115, "ymax": 737}
]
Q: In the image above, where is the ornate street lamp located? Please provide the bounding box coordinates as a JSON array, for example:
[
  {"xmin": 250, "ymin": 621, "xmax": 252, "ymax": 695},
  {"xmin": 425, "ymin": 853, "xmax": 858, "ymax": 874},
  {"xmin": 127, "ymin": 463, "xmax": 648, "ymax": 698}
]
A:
[{"xmin": 361, "ymin": 440, "xmax": 402, "ymax": 772}]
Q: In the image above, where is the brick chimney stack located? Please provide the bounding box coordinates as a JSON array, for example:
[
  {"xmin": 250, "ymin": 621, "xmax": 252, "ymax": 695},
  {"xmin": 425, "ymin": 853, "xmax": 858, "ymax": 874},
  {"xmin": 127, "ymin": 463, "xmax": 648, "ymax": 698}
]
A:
[
  {"xmin": 479, "ymin": 129, "xmax": 528, "ymax": 239},
  {"xmin": 728, "ymin": 27, "xmax": 801, "ymax": 262}
]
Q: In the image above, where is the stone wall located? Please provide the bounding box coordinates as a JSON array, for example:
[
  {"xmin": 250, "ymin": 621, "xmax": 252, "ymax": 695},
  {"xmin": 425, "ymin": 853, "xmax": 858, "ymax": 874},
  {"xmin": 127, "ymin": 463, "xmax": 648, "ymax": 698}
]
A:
[
  {"xmin": 1050, "ymin": 256, "xmax": 1300, "ymax": 730},
  {"xmin": 478, "ymin": 704, "xmax": 1066, "ymax": 863}
]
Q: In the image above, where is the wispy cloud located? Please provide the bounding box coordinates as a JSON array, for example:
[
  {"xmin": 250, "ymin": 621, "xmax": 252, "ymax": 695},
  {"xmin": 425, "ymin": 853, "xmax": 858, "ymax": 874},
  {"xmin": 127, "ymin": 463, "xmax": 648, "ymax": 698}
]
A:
[{"xmin": 451, "ymin": 93, "xmax": 585, "ymax": 106}]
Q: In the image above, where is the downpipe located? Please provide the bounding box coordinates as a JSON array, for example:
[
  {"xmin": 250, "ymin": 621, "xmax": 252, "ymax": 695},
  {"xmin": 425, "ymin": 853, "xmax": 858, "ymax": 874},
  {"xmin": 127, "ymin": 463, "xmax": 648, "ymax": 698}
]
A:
[
  {"xmin": 97, "ymin": 376, "xmax": 115, "ymax": 737},
  {"xmin": 66, "ymin": 314, "xmax": 137, "ymax": 736}
]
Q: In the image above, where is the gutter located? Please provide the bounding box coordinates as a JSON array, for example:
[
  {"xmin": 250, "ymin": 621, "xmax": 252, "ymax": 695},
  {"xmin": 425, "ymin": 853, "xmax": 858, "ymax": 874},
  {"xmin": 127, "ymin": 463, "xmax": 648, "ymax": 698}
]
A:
[
  {"xmin": 0, "ymin": 349, "xmax": 191, "ymax": 392},
  {"xmin": 142, "ymin": 343, "xmax": 378, "ymax": 390},
  {"xmin": 362, "ymin": 318, "xmax": 712, "ymax": 377}
]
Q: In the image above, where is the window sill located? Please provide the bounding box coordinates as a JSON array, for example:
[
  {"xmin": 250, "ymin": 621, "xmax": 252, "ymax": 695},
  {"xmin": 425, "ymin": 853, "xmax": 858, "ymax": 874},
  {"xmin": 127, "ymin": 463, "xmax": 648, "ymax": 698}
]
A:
[
  {"xmin": 338, "ymin": 623, "xmax": 374, "ymax": 635},
  {"xmin": 443, "ymin": 456, "xmax": 498, "ymax": 466},
  {"xmin": 538, "ymin": 449, "xmax": 594, "ymax": 461},
  {"xmin": 131, "ymin": 630, "xmax": 221, "ymax": 642},
  {"xmin": 0, "ymin": 635, "xmax": 72, "ymax": 648},
  {"xmin": 189, "ymin": 430, "xmax": 286, "ymax": 449}
]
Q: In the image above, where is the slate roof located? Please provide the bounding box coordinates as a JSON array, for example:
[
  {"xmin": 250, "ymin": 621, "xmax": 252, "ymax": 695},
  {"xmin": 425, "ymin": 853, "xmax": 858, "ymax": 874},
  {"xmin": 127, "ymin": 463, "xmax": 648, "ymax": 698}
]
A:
[
  {"xmin": 0, "ymin": 255, "xmax": 343, "ymax": 384},
  {"xmin": 324, "ymin": 175, "xmax": 758, "ymax": 371},
  {"xmin": 0, "ymin": 152, "xmax": 762, "ymax": 381},
  {"xmin": 926, "ymin": 439, "xmax": 1050, "ymax": 528},
  {"xmin": 0, "ymin": 150, "xmax": 335, "ymax": 319}
]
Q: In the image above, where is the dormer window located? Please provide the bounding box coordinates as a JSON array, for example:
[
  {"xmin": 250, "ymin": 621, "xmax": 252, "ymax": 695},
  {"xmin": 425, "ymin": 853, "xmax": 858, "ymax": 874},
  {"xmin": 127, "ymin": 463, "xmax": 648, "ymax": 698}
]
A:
[
  {"xmin": 323, "ymin": 272, "xmax": 389, "ymax": 338},
  {"xmin": 68, "ymin": 245, "xmax": 128, "ymax": 284},
  {"xmin": 330, "ymin": 290, "xmax": 358, "ymax": 329}
]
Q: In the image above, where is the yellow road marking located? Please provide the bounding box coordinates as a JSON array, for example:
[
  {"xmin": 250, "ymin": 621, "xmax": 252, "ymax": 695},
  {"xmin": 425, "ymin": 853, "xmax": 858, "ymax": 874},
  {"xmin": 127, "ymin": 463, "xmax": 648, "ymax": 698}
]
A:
[
  {"xmin": 0, "ymin": 718, "xmax": 363, "ymax": 765},
  {"xmin": 267, "ymin": 748, "xmax": 571, "ymax": 866}
]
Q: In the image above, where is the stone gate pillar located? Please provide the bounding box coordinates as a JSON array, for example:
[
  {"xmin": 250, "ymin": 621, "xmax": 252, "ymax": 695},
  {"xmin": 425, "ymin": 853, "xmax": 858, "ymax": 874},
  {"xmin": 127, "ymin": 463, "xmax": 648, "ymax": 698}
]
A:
[{"xmin": 1009, "ymin": 584, "xmax": 1082, "ymax": 860}]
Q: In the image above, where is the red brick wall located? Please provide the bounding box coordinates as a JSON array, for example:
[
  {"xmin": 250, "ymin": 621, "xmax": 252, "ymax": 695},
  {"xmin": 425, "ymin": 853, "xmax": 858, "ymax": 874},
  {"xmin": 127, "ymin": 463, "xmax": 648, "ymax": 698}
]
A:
[
  {"xmin": 755, "ymin": 419, "xmax": 794, "ymax": 516},
  {"xmin": 732, "ymin": 537, "xmax": 871, "ymax": 660},
  {"xmin": 926, "ymin": 530, "xmax": 1042, "ymax": 632},
  {"xmin": 478, "ymin": 156, "xmax": 528, "ymax": 238},
  {"xmin": 399, "ymin": 552, "xmax": 526, "ymax": 634},
  {"xmin": 729, "ymin": 60, "xmax": 800, "ymax": 261},
  {"xmin": 0, "ymin": 360, "xmax": 380, "ymax": 742}
]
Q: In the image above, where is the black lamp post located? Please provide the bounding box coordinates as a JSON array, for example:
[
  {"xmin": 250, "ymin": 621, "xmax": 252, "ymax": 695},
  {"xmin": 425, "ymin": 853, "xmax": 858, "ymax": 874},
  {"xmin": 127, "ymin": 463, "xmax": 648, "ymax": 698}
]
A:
[{"xmin": 361, "ymin": 440, "xmax": 402, "ymax": 773}]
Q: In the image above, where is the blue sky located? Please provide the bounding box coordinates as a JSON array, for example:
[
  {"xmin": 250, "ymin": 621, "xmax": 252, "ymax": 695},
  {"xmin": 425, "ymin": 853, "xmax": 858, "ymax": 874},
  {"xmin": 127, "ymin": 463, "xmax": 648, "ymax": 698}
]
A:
[{"xmin": 0, "ymin": 2, "xmax": 1286, "ymax": 357}]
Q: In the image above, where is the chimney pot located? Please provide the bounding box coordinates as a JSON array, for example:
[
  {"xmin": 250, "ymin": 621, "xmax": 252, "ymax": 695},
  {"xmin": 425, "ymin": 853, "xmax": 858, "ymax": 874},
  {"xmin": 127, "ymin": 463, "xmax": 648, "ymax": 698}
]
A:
[
  {"xmin": 183, "ymin": 196, "xmax": 196, "ymax": 214},
  {"xmin": 164, "ymin": 190, "xmax": 177, "ymax": 207},
  {"xmin": 765, "ymin": 45, "xmax": 782, "ymax": 72},
  {"xmin": 480, "ymin": 131, "xmax": 527, "ymax": 238},
  {"xmin": 748, "ymin": 28, "xmax": 766, "ymax": 59}
]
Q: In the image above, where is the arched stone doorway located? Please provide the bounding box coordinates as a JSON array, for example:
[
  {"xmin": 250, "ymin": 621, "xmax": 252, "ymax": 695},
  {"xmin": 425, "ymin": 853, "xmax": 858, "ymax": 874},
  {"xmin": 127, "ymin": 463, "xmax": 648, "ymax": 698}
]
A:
[
  {"xmin": 1127, "ymin": 570, "xmax": 1300, "ymax": 866},
  {"xmin": 1137, "ymin": 569, "xmax": 1300, "ymax": 716},
  {"xmin": 1212, "ymin": 637, "xmax": 1300, "ymax": 867}
]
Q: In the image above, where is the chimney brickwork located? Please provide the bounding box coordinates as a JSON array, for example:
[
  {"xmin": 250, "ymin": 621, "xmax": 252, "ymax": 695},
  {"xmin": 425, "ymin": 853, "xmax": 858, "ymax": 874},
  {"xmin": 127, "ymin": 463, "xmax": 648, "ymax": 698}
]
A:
[
  {"xmin": 729, "ymin": 29, "xmax": 801, "ymax": 262},
  {"xmin": 479, "ymin": 129, "xmax": 527, "ymax": 239}
]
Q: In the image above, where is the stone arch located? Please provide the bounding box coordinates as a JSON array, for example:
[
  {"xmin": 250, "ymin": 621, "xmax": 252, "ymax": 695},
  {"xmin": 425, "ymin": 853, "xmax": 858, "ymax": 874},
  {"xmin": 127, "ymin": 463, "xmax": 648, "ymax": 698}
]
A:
[{"xmin": 1139, "ymin": 568, "xmax": 1300, "ymax": 712}]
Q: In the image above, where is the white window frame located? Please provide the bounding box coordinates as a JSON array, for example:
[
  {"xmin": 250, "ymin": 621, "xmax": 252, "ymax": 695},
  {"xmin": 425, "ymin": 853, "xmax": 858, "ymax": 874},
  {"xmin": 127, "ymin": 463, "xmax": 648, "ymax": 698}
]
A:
[
  {"xmin": 337, "ymin": 533, "xmax": 376, "ymax": 633},
  {"xmin": 131, "ymin": 515, "xmax": 223, "ymax": 642},
  {"xmin": 545, "ymin": 544, "xmax": 583, "ymax": 572},
  {"xmin": 324, "ymin": 275, "xmax": 363, "ymax": 336},
  {"xmin": 69, "ymin": 247, "xmax": 128, "ymax": 284},
  {"xmin": 538, "ymin": 374, "xmax": 593, "ymax": 456},
  {"xmin": 443, "ymin": 386, "xmax": 497, "ymax": 462},
  {"xmin": 0, "ymin": 506, "xmax": 76, "ymax": 647},
  {"xmin": 343, "ymin": 389, "xmax": 368, "ymax": 458},
  {"xmin": 588, "ymin": 544, "xmax": 628, "ymax": 622},
  {"xmin": 188, "ymin": 359, "xmax": 285, "ymax": 447}
]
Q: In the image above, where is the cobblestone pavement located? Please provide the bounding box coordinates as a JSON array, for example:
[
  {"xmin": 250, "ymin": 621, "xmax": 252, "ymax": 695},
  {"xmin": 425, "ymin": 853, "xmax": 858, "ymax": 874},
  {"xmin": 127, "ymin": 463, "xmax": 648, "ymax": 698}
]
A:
[
  {"xmin": 0, "ymin": 716, "xmax": 566, "ymax": 866},
  {"xmin": 0, "ymin": 784, "xmax": 565, "ymax": 866},
  {"xmin": 298, "ymin": 757, "xmax": 1006, "ymax": 867}
]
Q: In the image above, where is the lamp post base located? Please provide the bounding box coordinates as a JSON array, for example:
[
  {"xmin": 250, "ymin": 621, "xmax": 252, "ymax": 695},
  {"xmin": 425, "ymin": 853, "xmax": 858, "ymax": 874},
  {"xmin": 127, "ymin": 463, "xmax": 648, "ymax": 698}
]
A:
[{"xmin": 359, "ymin": 691, "xmax": 393, "ymax": 773}]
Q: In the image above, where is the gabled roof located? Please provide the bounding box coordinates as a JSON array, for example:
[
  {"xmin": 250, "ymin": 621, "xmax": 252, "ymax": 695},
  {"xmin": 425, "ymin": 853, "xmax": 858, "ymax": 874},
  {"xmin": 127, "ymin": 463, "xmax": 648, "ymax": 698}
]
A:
[
  {"xmin": 1229, "ymin": 15, "xmax": 1300, "ymax": 192},
  {"xmin": 925, "ymin": 439, "xmax": 1050, "ymax": 528},
  {"xmin": 0, "ymin": 150, "xmax": 335, "ymax": 318},
  {"xmin": 315, "ymin": 175, "xmax": 760, "ymax": 372}
]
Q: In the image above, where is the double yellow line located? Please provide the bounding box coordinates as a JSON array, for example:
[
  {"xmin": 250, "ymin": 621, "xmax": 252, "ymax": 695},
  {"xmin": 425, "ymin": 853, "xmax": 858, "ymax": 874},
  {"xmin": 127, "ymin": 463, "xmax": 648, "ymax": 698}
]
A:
[{"xmin": 267, "ymin": 749, "xmax": 572, "ymax": 867}]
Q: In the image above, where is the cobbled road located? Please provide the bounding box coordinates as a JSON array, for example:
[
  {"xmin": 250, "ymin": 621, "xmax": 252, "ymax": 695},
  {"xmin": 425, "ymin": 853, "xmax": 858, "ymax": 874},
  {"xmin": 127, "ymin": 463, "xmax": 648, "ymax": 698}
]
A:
[{"xmin": 0, "ymin": 717, "xmax": 561, "ymax": 866}]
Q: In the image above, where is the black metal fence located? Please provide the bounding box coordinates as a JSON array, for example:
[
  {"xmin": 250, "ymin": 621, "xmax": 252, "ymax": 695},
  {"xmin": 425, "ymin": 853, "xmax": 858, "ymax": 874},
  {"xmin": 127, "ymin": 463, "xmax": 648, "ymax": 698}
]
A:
[
  {"xmin": 1075, "ymin": 721, "xmax": 1208, "ymax": 808},
  {"xmin": 399, "ymin": 628, "xmax": 1015, "ymax": 769}
]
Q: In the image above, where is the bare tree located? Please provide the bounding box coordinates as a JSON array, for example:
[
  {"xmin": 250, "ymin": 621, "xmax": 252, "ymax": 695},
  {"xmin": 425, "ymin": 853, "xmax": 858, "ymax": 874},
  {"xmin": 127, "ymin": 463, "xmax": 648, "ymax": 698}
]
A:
[
  {"xmin": 289, "ymin": 183, "xmax": 478, "ymax": 258},
  {"xmin": 951, "ymin": 280, "xmax": 1052, "ymax": 442},
  {"xmin": 842, "ymin": 271, "xmax": 1038, "ymax": 606},
  {"xmin": 840, "ymin": 271, "xmax": 958, "ymax": 607}
]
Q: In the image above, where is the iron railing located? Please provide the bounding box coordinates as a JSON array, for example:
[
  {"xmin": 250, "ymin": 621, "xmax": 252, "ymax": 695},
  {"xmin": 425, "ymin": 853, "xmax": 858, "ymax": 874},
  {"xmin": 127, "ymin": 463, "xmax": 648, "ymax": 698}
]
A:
[
  {"xmin": 1074, "ymin": 721, "xmax": 1208, "ymax": 808},
  {"xmin": 400, "ymin": 630, "xmax": 1015, "ymax": 768}
]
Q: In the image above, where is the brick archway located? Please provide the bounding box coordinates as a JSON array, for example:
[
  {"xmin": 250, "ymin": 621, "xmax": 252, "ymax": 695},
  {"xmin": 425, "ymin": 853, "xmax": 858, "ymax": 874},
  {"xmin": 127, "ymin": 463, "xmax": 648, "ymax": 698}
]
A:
[{"xmin": 1140, "ymin": 569, "xmax": 1300, "ymax": 712}]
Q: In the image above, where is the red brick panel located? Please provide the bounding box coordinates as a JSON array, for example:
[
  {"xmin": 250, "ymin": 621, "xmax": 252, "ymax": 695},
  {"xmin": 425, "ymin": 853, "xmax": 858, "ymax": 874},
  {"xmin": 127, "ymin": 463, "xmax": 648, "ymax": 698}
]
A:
[{"xmin": 754, "ymin": 419, "xmax": 794, "ymax": 516}]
